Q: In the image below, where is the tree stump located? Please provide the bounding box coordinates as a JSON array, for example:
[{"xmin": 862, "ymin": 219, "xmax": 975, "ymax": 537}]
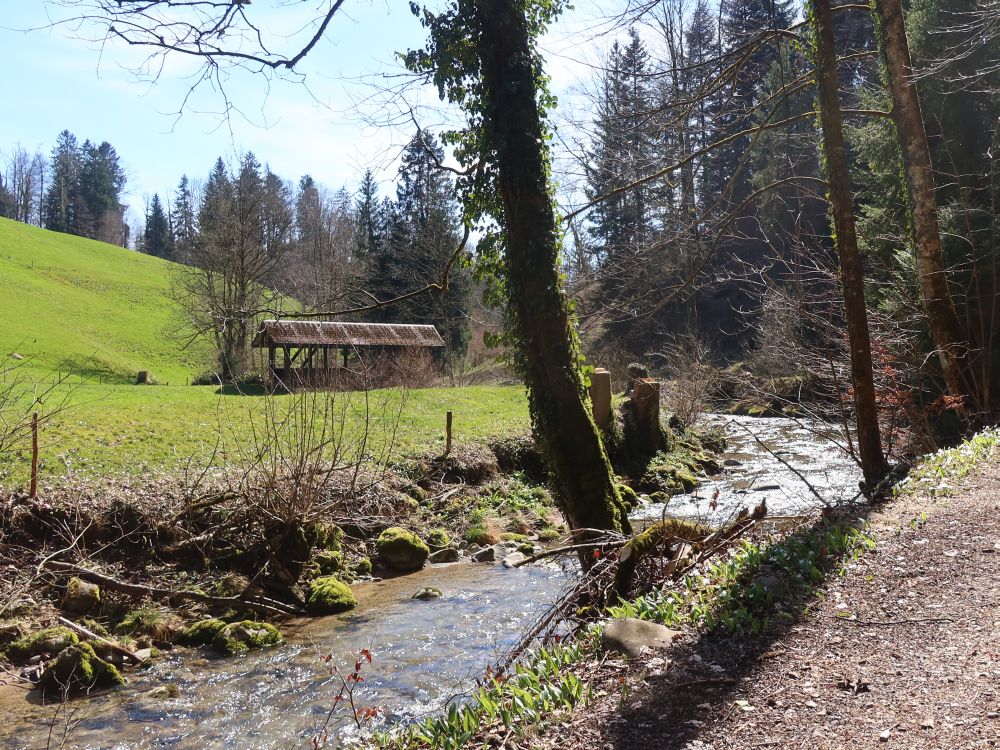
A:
[
  {"xmin": 620, "ymin": 378, "xmax": 666, "ymax": 461},
  {"xmin": 589, "ymin": 368, "xmax": 612, "ymax": 429}
]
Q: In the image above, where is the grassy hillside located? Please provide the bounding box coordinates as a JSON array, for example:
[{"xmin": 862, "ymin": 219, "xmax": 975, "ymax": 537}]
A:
[
  {"xmin": 0, "ymin": 217, "xmax": 210, "ymax": 383},
  {"xmin": 0, "ymin": 218, "xmax": 530, "ymax": 485}
]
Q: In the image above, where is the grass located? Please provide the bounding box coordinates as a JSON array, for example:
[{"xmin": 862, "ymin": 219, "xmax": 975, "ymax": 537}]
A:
[
  {"xmin": 0, "ymin": 217, "xmax": 211, "ymax": 384},
  {"xmin": 1, "ymin": 382, "xmax": 529, "ymax": 483},
  {"xmin": 0, "ymin": 218, "xmax": 530, "ymax": 484}
]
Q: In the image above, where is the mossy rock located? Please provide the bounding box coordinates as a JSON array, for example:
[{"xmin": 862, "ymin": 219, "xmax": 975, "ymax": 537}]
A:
[
  {"xmin": 78, "ymin": 618, "xmax": 111, "ymax": 638},
  {"xmin": 537, "ymin": 527, "xmax": 561, "ymax": 542},
  {"xmin": 115, "ymin": 607, "xmax": 182, "ymax": 643},
  {"xmin": 376, "ymin": 527, "xmax": 429, "ymax": 572},
  {"xmin": 208, "ymin": 572, "xmax": 250, "ymax": 598},
  {"xmin": 212, "ymin": 621, "xmax": 283, "ymax": 656},
  {"xmin": 517, "ymin": 542, "xmax": 536, "ymax": 556},
  {"xmin": 62, "ymin": 576, "xmax": 101, "ymax": 614},
  {"xmin": 307, "ymin": 577, "xmax": 357, "ymax": 615},
  {"xmin": 177, "ymin": 618, "xmax": 227, "ymax": 647},
  {"xmin": 39, "ymin": 642, "xmax": 124, "ymax": 696},
  {"xmin": 499, "ymin": 532, "xmax": 527, "ymax": 542},
  {"xmin": 351, "ymin": 557, "xmax": 372, "ymax": 576},
  {"xmin": 426, "ymin": 528, "xmax": 451, "ymax": 551},
  {"xmin": 674, "ymin": 470, "xmax": 699, "ymax": 492},
  {"xmin": 617, "ymin": 483, "xmax": 640, "ymax": 510},
  {"xmin": 305, "ymin": 522, "xmax": 343, "ymax": 552},
  {"xmin": 313, "ymin": 550, "xmax": 344, "ymax": 576},
  {"xmin": 5, "ymin": 627, "xmax": 79, "ymax": 662}
]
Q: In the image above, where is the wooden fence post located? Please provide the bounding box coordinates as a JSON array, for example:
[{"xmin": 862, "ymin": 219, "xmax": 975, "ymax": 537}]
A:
[
  {"xmin": 445, "ymin": 411, "xmax": 453, "ymax": 456},
  {"xmin": 30, "ymin": 412, "xmax": 38, "ymax": 498}
]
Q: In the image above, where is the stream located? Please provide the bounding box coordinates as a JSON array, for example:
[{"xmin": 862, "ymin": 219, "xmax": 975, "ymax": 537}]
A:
[{"xmin": 1, "ymin": 415, "xmax": 862, "ymax": 750}]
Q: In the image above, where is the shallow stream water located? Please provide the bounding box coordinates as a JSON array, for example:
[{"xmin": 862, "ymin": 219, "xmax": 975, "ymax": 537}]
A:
[{"xmin": 1, "ymin": 415, "xmax": 862, "ymax": 750}]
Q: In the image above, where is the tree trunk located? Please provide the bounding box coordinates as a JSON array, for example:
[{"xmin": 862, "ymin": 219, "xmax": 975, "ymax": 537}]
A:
[
  {"xmin": 473, "ymin": 0, "xmax": 629, "ymax": 533},
  {"xmin": 811, "ymin": 0, "xmax": 889, "ymax": 488},
  {"xmin": 873, "ymin": 0, "xmax": 978, "ymax": 408}
]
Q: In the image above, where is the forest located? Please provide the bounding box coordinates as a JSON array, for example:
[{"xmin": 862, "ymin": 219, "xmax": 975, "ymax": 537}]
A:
[{"xmin": 1, "ymin": 0, "xmax": 999, "ymax": 748}]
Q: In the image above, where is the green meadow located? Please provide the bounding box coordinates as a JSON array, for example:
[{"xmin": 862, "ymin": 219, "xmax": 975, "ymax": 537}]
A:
[{"xmin": 0, "ymin": 218, "xmax": 529, "ymax": 483}]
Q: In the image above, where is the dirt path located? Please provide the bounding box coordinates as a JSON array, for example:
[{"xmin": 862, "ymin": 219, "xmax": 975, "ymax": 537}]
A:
[{"xmin": 537, "ymin": 463, "xmax": 1000, "ymax": 749}]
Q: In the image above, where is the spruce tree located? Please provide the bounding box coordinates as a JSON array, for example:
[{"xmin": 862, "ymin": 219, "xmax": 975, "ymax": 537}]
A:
[
  {"xmin": 143, "ymin": 193, "xmax": 172, "ymax": 259},
  {"xmin": 44, "ymin": 130, "xmax": 82, "ymax": 234},
  {"xmin": 171, "ymin": 175, "xmax": 197, "ymax": 262}
]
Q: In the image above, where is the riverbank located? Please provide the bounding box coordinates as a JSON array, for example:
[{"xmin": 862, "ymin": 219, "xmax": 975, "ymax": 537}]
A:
[{"xmin": 519, "ymin": 430, "xmax": 1000, "ymax": 750}]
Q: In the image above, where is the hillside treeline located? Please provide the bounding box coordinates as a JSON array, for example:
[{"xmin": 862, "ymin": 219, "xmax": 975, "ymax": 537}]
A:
[{"xmin": 0, "ymin": 130, "xmax": 127, "ymax": 246}]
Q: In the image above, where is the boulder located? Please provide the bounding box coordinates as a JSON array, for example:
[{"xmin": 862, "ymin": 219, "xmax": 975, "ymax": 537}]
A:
[
  {"xmin": 601, "ymin": 618, "xmax": 683, "ymax": 658},
  {"xmin": 39, "ymin": 642, "xmax": 124, "ymax": 696},
  {"xmin": 212, "ymin": 621, "xmax": 283, "ymax": 656},
  {"xmin": 62, "ymin": 577, "xmax": 101, "ymax": 614},
  {"xmin": 306, "ymin": 577, "xmax": 357, "ymax": 615},
  {"xmin": 426, "ymin": 528, "xmax": 451, "ymax": 551},
  {"xmin": 472, "ymin": 546, "xmax": 497, "ymax": 563},
  {"xmin": 6, "ymin": 626, "xmax": 79, "ymax": 662},
  {"xmin": 502, "ymin": 551, "xmax": 527, "ymax": 568},
  {"xmin": 376, "ymin": 527, "xmax": 430, "ymax": 572},
  {"xmin": 428, "ymin": 547, "xmax": 460, "ymax": 564},
  {"xmin": 146, "ymin": 684, "xmax": 180, "ymax": 700},
  {"xmin": 412, "ymin": 587, "xmax": 443, "ymax": 600},
  {"xmin": 178, "ymin": 618, "xmax": 227, "ymax": 646},
  {"xmin": 755, "ymin": 574, "xmax": 785, "ymax": 599}
]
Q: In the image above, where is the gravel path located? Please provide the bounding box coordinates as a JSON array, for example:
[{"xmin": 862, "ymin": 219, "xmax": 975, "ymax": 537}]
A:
[{"xmin": 535, "ymin": 463, "xmax": 1000, "ymax": 750}]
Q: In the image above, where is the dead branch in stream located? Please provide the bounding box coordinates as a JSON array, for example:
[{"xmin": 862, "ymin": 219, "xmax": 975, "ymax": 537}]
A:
[
  {"xmin": 496, "ymin": 504, "xmax": 767, "ymax": 672},
  {"xmin": 42, "ymin": 560, "xmax": 301, "ymax": 617}
]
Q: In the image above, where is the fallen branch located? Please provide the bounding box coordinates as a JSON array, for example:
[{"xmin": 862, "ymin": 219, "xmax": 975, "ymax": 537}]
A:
[
  {"xmin": 43, "ymin": 560, "xmax": 301, "ymax": 617},
  {"xmin": 169, "ymin": 490, "xmax": 241, "ymax": 524},
  {"xmin": 57, "ymin": 616, "xmax": 145, "ymax": 665},
  {"xmin": 511, "ymin": 541, "xmax": 626, "ymax": 568}
]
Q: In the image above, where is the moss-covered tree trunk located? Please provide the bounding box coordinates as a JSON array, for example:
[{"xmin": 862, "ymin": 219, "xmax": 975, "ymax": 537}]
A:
[
  {"xmin": 473, "ymin": 0, "xmax": 629, "ymax": 534},
  {"xmin": 811, "ymin": 0, "xmax": 889, "ymax": 488},
  {"xmin": 873, "ymin": 0, "xmax": 979, "ymax": 409}
]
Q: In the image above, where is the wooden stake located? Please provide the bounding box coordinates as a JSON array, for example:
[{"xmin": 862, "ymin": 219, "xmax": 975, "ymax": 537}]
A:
[
  {"xmin": 445, "ymin": 411, "xmax": 453, "ymax": 456},
  {"xmin": 29, "ymin": 412, "xmax": 38, "ymax": 499}
]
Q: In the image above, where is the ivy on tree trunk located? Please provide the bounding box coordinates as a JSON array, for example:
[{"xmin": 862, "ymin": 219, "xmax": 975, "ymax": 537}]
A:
[{"xmin": 471, "ymin": 0, "xmax": 629, "ymax": 533}]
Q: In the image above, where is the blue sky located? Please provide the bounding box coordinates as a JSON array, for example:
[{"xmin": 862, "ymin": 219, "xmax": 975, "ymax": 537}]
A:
[{"xmin": 1, "ymin": 2, "xmax": 624, "ymax": 227}]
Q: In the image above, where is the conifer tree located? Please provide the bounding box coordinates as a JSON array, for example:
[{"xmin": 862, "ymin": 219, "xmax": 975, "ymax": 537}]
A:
[
  {"xmin": 171, "ymin": 175, "xmax": 197, "ymax": 262},
  {"xmin": 143, "ymin": 192, "xmax": 172, "ymax": 259},
  {"xmin": 44, "ymin": 130, "xmax": 82, "ymax": 234}
]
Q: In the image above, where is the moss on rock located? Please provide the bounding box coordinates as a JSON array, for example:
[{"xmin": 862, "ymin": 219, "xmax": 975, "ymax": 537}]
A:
[
  {"xmin": 307, "ymin": 577, "xmax": 357, "ymax": 615},
  {"xmin": 62, "ymin": 576, "xmax": 101, "ymax": 613},
  {"xmin": 306, "ymin": 521, "xmax": 344, "ymax": 552},
  {"xmin": 39, "ymin": 642, "xmax": 124, "ymax": 696},
  {"xmin": 313, "ymin": 550, "xmax": 344, "ymax": 576},
  {"xmin": 5, "ymin": 627, "xmax": 79, "ymax": 662},
  {"xmin": 212, "ymin": 621, "xmax": 283, "ymax": 656},
  {"xmin": 178, "ymin": 618, "xmax": 227, "ymax": 647},
  {"xmin": 376, "ymin": 527, "xmax": 429, "ymax": 572},
  {"xmin": 426, "ymin": 528, "xmax": 451, "ymax": 551},
  {"xmin": 617, "ymin": 483, "xmax": 640, "ymax": 510},
  {"xmin": 351, "ymin": 557, "xmax": 372, "ymax": 576}
]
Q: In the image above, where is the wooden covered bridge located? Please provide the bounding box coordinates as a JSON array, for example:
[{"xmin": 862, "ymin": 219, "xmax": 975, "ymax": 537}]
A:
[{"xmin": 252, "ymin": 320, "xmax": 445, "ymax": 391}]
